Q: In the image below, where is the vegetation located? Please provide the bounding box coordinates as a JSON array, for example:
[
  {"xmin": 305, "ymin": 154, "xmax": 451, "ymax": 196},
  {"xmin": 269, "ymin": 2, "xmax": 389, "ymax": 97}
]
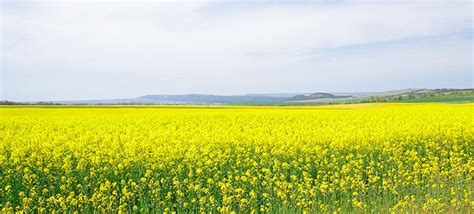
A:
[
  {"xmin": 363, "ymin": 89, "xmax": 474, "ymax": 103},
  {"xmin": 396, "ymin": 96, "xmax": 474, "ymax": 103},
  {"xmin": 3, "ymin": 89, "xmax": 472, "ymax": 106},
  {"xmin": 1, "ymin": 103, "xmax": 473, "ymax": 213},
  {"xmin": 283, "ymin": 89, "xmax": 474, "ymax": 105}
]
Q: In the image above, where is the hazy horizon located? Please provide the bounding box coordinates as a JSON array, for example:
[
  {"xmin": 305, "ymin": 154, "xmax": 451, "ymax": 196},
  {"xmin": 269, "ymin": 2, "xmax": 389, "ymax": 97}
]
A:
[
  {"xmin": 5, "ymin": 89, "xmax": 474, "ymax": 103},
  {"xmin": 2, "ymin": 0, "xmax": 473, "ymax": 102}
]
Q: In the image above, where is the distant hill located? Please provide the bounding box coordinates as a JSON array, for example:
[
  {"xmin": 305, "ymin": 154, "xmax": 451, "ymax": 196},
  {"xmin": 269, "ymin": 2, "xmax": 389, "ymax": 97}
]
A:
[
  {"xmin": 283, "ymin": 88, "xmax": 474, "ymax": 105},
  {"xmin": 138, "ymin": 94, "xmax": 288, "ymax": 104},
  {"xmin": 287, "ymin": 93, "xmax": 352, "ymax": 101},
  {"xmin": 371, "ymin": 89, "xmax": 421, "ymax": 97},
  {"xmin": 6, "ymin": 88, "xmax": 472, "ymax": 105},
  {"xmin": 366, "ymin": 88, "xmax": 474, "ymax": 102},
  {"xmin": 370, "ymin": 88, "xmax": 472, "ymax": 98},
  {"xmin": 246, "ymin": 93, "xmax": 310, "ymax": 98},
  {"xmin": 39, "ymin": 94, "xmax": 290, "ymax": 105}
]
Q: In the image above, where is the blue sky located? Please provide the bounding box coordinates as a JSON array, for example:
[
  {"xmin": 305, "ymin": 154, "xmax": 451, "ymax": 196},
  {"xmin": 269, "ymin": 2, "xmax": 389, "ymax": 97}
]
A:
[{"xmin": 1, "ymin": 0, "xmax": 473, "ymax": 101}]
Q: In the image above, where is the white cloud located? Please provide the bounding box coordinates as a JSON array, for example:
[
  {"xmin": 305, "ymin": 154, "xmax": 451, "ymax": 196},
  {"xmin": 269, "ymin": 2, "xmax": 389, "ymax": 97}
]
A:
[{"xmin": 1, "ymin": 0, "xmax": 472, "ymax": 100}]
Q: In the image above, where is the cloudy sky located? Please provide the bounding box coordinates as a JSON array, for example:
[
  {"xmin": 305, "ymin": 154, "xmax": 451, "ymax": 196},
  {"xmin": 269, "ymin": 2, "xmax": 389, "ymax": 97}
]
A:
[{"xmin": 1, "ymin": 0, "xmax": 473, "ymax": 101}]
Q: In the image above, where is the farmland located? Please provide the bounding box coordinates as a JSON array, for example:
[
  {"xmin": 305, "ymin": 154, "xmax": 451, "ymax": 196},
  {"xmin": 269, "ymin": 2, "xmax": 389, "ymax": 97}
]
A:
[{"xmin": 0, "ymin": 103, "xmax": 473, "ymax": 213}]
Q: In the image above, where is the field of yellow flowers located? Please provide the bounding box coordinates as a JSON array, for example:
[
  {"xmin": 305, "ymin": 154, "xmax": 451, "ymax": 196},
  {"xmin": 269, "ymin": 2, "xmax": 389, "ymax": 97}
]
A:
[{"xmin": 0, "ymin": 103, "xmax": 473, "ymax": 213}]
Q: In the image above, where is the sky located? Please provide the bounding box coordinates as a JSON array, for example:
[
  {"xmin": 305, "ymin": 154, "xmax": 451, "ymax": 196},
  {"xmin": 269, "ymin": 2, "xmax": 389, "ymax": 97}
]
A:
[{"xmin": 1, "ymin": 0, "xmax": 473, "ymax": 101}]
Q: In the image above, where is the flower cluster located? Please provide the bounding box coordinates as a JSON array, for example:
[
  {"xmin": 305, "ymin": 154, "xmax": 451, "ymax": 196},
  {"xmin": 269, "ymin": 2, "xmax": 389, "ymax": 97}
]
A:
[{"xmin": 0, "ymin": 103, "xmax": 472, "ymax": 213}]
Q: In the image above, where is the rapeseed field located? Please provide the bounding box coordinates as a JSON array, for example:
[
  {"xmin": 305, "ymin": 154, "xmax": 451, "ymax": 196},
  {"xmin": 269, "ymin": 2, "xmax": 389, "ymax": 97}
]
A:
[{"xmin": 0, "ymin": 103, "xmax": 473, "ymax": 213}]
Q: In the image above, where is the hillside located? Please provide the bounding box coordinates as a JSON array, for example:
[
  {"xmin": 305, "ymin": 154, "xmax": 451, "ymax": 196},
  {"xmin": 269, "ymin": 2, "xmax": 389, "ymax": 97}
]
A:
[
  {"xmin": 286, "ymin": 92, "xmax": 352, "ymax": 101},
  {"xmin": 281, "ymin": 88, "xmax": 474, "ymax": 105},
  {"xmin": 365, "ymin": 88, "xmax": 474, "ymax": 102},
  {"xmin": 5, "ymin": 88, "xmax": 472, "ymax": 105},
  {"xmin": 138, "ymin": 94, "xmax": 288, "ymax": 104}
]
